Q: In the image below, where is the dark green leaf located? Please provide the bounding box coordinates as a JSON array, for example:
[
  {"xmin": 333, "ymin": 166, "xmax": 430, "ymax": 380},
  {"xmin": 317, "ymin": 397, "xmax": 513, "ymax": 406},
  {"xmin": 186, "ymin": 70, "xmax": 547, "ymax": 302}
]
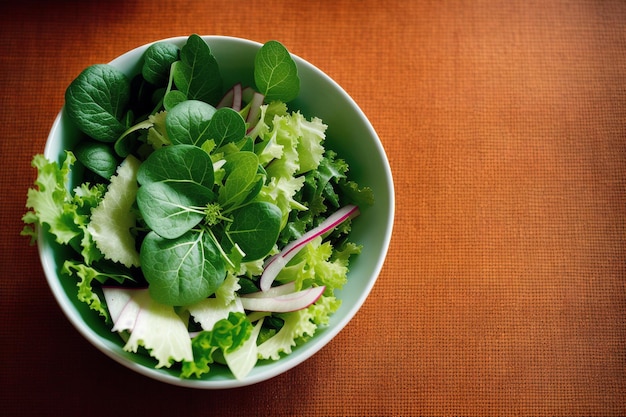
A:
[
  {"xmin": 254, "ymin": 40, "xmax": 300, "ymax": 102},
  {"xmin": 74, "ymin": 140, "xmax": 120, "ymax": 180},
  {"xmin": 142, "ymin": 42, "xmax": 180, "ymax": 85},
  {"xmin": 218, "ymin": 151, "xmax": 260, "ymax": 209},
  {"xmin": 65, "ymin": 64, "xmax": 130, "ymax": 142},
  {"xmin": 227, "ymin": 201, "xmax": 281, "ymax": 261},
  {"xmin": 166, "ymin": 100, "xmax": 216, "ymax": 146},
  {"xmin": 239, "ymin": 136, "xmax": 255, "ymax": 152},
  {"xmin": 163, "ymin": 90, "xmax": 187, "ymax": 110},
  {"xmin": 207, "ymin": 107, "xmax": 246, "ymax": 148},
  {"xmin": 140, "ymin": 229, "xmax": 226, "ymax": 306},
  {"xmin": 137, "ymin": 181, "xmax": 214, "ymax": 239},
  {"xmin": 137, "ymin": 144, "xmax": 214, "ymax": 188},
  {"xmin": 173, "ymin": 34, "xmax": 222, "ymax": 104}
]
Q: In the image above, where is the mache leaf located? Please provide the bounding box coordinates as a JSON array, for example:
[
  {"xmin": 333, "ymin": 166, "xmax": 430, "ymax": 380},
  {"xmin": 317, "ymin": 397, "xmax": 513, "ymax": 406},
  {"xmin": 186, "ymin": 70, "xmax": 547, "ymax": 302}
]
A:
[{"xmin": 74, "ymin": 140, "xmax": 120, "ymax": 180}]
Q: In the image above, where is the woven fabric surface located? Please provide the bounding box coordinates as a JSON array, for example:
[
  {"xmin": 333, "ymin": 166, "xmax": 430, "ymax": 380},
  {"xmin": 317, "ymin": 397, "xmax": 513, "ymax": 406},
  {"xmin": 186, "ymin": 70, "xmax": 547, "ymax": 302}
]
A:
[{"xmin": 1, "ymin": 1, "xmax": 624, "ymax": 416}]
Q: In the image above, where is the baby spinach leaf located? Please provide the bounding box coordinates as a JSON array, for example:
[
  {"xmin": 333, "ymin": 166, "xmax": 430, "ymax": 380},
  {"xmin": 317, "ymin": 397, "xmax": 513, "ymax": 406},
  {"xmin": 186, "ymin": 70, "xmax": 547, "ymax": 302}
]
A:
[
  {"xmin": 240, "ymin": 164, "xmax": 267, "ymax": 208},
  {"xmin": 254, "ymin": 40, "xmax": 300, "ymax": 102},
  {"xmin": 166, "ymin": 100, "xmax": 216, "ymax": 146},
  {"xmin": 137, "ymin": 144, "xmax": 214, "ymax": 188},
  {"xmin": 207, "ymin": 107, "xmax": 247, "ymax": 148},
  {"xmin": 137, "ymin": 181, "xmax": 214, "ymax": 239},
  {"xmin": 173, "ymin": 34, "xmax": 222, "ymax": 105},
  {"xmin": 65, "ymin": 64, "xmax": 130, "ymax": 142},
  {"xmin": 227, "ymin": 201, "xmax": 282, "ymax": 261},
  {"xmin": 74, "ymin": 140, "xmax": 120, "ymax": 180},
  {"xmin": 240, "ymin": 172, "xmax": 265, "ymax": 206},
  {"xmin": 142, "ymin": 42, "xmax": 180, "ymax": 85},
  {"xmin": 140, "ymin": 229, "xmax": 226, "ymax": 306},
  {"xmin": 163, "ymin": 90, "xmax": 187, "ymax": 110},
  {"xmin": 218, "ymin": 151, "xmax": 261, "ymax": 209}
]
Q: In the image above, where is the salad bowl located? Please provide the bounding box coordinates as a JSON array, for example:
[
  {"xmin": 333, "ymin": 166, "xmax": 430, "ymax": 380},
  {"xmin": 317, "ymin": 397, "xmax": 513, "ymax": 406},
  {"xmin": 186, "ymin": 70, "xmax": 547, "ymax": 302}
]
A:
[{"xmin": 37, "ymin": 35, "xmax": 394, "ymax": 388}]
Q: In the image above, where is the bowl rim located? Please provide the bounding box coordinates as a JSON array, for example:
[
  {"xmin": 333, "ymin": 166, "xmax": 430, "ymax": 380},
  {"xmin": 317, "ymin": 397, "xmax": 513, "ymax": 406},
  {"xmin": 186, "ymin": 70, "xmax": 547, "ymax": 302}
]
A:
[{"xmin": 38, "ymin": 35, "xmax": 395, "ymax": 389}]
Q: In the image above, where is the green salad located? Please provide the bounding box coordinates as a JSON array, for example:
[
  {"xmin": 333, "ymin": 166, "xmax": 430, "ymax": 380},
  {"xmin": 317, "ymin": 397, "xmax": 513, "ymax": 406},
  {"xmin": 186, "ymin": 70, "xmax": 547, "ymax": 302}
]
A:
[{"xmin": 22, "ymin": 34, "xmax": 373, "ymax": 380}]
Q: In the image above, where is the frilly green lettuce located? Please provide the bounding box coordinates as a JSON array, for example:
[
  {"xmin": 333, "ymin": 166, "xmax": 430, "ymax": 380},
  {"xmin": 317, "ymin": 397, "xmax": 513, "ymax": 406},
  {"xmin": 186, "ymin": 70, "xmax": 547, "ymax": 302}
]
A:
[
  {"xmin": 254, "ymin": 236, "xmax": 360, "ymax": 361},
  {"xmin": 181, "ymin": 312, "xmax": 252, "ymax": 378},
  {"xmin": 22, "ymin": 152, "xmax": 105, "ymax": 264},
  {"xmin": 88, "ymin": 155, "xmax": 141, "ymax": 268},
  {"xmin": 257, "ymin": 308, "xmax": 317, "ymax": 360},
  {"xmin": 254, "ymin": 109, "xmax": 327, "ymax": 227}
]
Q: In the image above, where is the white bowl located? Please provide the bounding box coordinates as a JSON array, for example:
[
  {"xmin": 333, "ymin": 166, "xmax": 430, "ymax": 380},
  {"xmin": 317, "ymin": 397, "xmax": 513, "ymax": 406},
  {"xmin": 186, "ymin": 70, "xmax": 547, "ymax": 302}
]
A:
[{"xmin": 39, "ymin": 35, "xmax": 394, "ymax": 388}]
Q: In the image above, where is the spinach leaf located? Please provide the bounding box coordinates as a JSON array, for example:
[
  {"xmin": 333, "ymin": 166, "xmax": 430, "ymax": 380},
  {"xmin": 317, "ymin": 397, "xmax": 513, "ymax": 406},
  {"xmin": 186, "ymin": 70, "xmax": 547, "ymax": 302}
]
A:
[
  {"xmin": 65, "ymin": 64, "xmax": 130, "ymax": 142},
  {"xmin": 227, "ymin": 201, "xmax": 281, "ymax": 261},
  {"xmin": 74, "ymin": 140, "xmax": 120, "ymax": 180},
  {"xmin": 163, "ymin": 89, "xmax": 187, "ymax": 110},
  {"xmin": 206, "ymin": 107, "xmax": 247, "ymax": 148},
  {"xmin": 166, "ymin": 100, "xmax": 216, "ymax": 146},
  {"xmin": 173, "ymin": 34, "xmax": 222, "ymax": 105},
  {"xmin": 142, "ymin": 42, "xmax": 180, "ymax": 85},
  {"xmin": 140, "ymin": 229, "xmax": 226, "ymax": 306},
  {"xmin": 137, "ymin": 144, "xmax": 214, "ymax": 188},
  {"xmin": 137, "ymin": 181, "xmax": 214, "ymax": 239},
  {"xmin": 218, "ymin": 151, "xmax": 262, "ymax": 209},
  {"xmin": 254, "ymin": 40, "xmax": 300, "ymax": 102}
]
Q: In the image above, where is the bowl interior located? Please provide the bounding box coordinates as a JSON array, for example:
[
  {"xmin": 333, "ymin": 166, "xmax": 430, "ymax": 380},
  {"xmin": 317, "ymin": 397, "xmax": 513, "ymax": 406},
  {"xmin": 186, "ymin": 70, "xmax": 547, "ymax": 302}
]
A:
[{"xmin": 39, "ymin": 35, "xmax": 395, "ymax": 388}]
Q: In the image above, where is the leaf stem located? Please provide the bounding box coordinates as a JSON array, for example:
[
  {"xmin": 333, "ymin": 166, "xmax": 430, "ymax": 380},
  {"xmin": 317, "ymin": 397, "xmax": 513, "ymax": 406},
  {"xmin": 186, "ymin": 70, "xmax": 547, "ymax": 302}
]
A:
[
  {"xmin": 204, "ymin": 226, "xmax": 236, "ymax": 270},
  {"xmin": 116, "ymin": 118, "xmax": 154, "ymax": 144}
]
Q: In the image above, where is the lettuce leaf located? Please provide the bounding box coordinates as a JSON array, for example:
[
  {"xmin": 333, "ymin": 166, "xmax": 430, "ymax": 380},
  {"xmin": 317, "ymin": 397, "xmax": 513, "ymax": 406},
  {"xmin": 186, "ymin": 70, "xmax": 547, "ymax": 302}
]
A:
[
  {"xmin": 23, "ymin": 152, "xmax": 86, "ymax": 243},
  {"xmin": 72, "ymin": 183, "xmax": 107, "ymax": 264},
  {"xmin": 260, "ymin": 176, "xmax": 307, "ymax": 229},
  {"xmin": 254, "ymin": 110, "xmax": 327, "ymax": 228},
  {"xmin": 256, "ymin": 308, "xmax": 316, "ymax": 360},
  {"xmin": 186, "ymin": 273, "xmax": 244, "ymax": 332},
  {"xmin": 107, "ymin": 288, "xmax": 193, "ymax": 368},
  {"xmin": 264, "ymin": 114, "xmax": 300, "ymax": 180},
  {"xmin": 88, "ymin": 155, "xmax": 141, "ymax": 268},
  {"xmin": 22, "ymin": 152, "xmax": 105, "ymax": 264},
  {"xmin": 223, "ymin": 318, "xmax": 264, "ymax": 380},
  {"xmin": 181, "ymin": 312, "xmax": 252, "ymax": 378},
  {"xmin": 62, "ymin": 260, "xmax": 110, "ymax": 320},
  {"xmin": 293, "ymin": 113, "xmax": 325, "ymax": 174},
  {"xmin": 255, "ymin": 236, "xmax": 359, "ymax": 360},
  {"xmin": 275, "ymin": 236, "xmax": 354, "ymax": 291}
]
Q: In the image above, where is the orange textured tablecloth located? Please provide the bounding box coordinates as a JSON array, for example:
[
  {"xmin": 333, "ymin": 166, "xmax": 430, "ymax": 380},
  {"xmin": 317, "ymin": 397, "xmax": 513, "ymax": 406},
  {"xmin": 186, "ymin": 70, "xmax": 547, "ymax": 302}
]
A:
[{"xmin": 1, "ymin": 1, "xmax": 624, "ymax": 416}]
